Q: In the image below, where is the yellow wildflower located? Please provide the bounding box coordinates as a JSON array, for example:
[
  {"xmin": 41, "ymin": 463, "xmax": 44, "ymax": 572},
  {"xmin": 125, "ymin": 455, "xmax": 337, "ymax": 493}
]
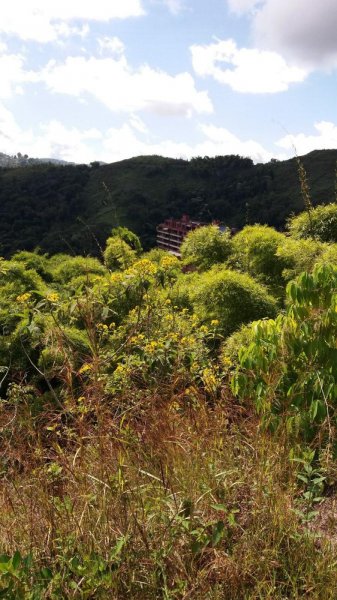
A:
[
  {"xmin": 46, "ymin": 292, "xmax": 59, "ymax": 303},
  {"xmin": 79, "ymin": 363, "xmax": 93, "ymax": 374},
  {"xmin": 16, "ymin": 292, "xmax": 31, "ymax": 303},
  {"xmin": 145, "ymin": 341, "xmax": 159, "ymax": 353}
]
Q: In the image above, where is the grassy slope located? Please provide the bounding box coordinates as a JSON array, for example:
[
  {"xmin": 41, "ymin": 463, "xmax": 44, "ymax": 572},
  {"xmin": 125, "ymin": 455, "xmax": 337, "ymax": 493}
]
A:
[{"xmin": 0, "ymin": 149, "xmax": 336, "ymax": 257}]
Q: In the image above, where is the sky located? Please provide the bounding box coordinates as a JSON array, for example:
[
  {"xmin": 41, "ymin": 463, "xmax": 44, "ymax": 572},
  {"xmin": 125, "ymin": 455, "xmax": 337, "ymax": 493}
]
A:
[{"xmin": 0, "ymin": 0, "xmax": 337, "ymax": 164}]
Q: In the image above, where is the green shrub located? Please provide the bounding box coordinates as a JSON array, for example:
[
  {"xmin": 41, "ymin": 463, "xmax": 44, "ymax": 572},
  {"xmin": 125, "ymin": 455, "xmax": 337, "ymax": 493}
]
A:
[
  {"xmin": 287, "ymin": 203, "xmax": 337, "ymax": 242},
  {"xmin": 276, "ymin": 237, "xmax": 325, "ymax": 282},
  {"xmin": 232, "ymin": 263, "xmax": 337, "ymax": 449},
  {"xmin": 181, "ymin": 225, "xmax": 232, "ymax": 271},
  {"xmin": 51, "ymin": 256, "xmax": 105, "ymax": 284},
  {"xmin": 108, "ymin": 226, "xmax": 142, "ymax": 254},
  {"xmin": 11, "ymin": 250, "xmax": 52, "ymax": 282},
  {"xmin": 103, "ymin": 237, "xmax": 136, "ymax": 271},
  {"xmin": 190, "ymin": 267, "xmax": 277, "ymax": 336},
  {"xmin": 231, "ymin": 225, "xmax": 287, "ymax": 289}
]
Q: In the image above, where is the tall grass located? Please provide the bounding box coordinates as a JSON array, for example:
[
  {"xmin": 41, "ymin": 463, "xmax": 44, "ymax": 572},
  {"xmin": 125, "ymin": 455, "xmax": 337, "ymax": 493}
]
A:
[{"xmin": 1, "ymin": 389, "xmax": 336, "ymax": 598}]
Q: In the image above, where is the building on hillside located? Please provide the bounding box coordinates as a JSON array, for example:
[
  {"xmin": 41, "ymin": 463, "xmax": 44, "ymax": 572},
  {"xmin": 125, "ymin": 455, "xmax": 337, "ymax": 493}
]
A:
[{"xmin": 156, "ymin": 215, "xmax": 203, "ymax": 256}]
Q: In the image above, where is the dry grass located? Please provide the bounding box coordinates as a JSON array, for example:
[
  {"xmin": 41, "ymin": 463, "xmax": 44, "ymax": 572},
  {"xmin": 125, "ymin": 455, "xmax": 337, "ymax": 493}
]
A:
[{"xmin": 1, "ymin": 390, "xmax": 336, "ymax": 598}]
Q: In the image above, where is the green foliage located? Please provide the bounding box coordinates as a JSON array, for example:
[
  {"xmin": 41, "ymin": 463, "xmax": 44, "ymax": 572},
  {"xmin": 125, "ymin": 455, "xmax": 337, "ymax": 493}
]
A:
[
  {"xmin": 232, "ymin": 263, "xmax": 337, "ymax": 450},
  {"xmin": 1, "ymin": 149, "xmax": 337, "ymax": 257},
  {"xmin": 190, "ymin": 267, "xmax": 277, "ymax": 336},
  {"xmin": 1, "ymin": 220, "xmax": 337, "ymax": 598},
  {"xmin": 231, "ymin": 225, "xmax": 287, "ymax": 290},
  {"xmin": 103, "ymin": 237, "xmax": 136, "ymax": 271},
  {"xmin": 276, "ymin": 237, "xmax": 325, "ymax": 282},
  {"xmin": 288, "ymin": 202, "xmax": 337, "ymax": 242},
  {"xmin": 50, "ymin": 255, "xmax": 105, "ymax": 284},
  {"xmin": 108, "ymin": 226, "xmax": 143, "ymax": 254},
  {"xmin": 11, "ymin": 250, "xmax": 52, "ymax": 282},
  {"xmin": 181, "ymin": 225, "xmax": 233, "ymax": 271}
]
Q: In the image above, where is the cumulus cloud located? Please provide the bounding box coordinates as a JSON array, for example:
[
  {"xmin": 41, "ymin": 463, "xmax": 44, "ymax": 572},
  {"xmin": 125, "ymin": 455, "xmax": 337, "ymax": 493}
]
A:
[
  {"xmin": 0, "ymin": 107, "xmax": 104, "ymax": 163},
  {"xmin": 0, "ymin": 101, "xmax": 274, "ymax": 164},
  {"xmin": 93, "ymin": 121, "xmax": 274, "ymax": 163},
  {"xmin": 276, "ymin": 121, "xmax": 337, "ymax": 155},
  {"xmin": 0, "ymin": 0, "xmax": 144, "ymax": 42},
  {"xmin": 41, "ymin": 54, "xmax": 213, "ymax": 116},
  {"xmin": 191, "ymin": 38, "xmax": 307, "ymax": 93},
  {"xmin": 0, "ymin": 52, "xmax": 38, "ymax": 99},
  {"xmin": 0, "ymin": 104, "xmax": 22, "ymax": 145},
  {"xmin": 229, "ymin": 0, "xmax": 337, "ymax": 69}
]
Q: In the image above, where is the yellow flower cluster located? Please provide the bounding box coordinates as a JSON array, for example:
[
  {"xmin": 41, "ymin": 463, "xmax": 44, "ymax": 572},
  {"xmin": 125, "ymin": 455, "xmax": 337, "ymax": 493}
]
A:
[
  {"xmin": 16, "ymin": 292, "xmax": 31, "ymax": 303},
  {"xmin": 202, "ymin": 367, "xmax": 219, "ymax": 393},
  {"xmin": 114, "ymin": 364, "xmax": 127, "ymax": 375},
  {"xmin": 126, "ymin": 259, "xmax": 158, "ymax": 278},
  {"xmin": 144, "ymin": 341, "xmax": 159, "ymax": 354},
  {"xmin": 180, "ymin": 336, "xmax": 195, "ymax": 346},
  {"xmin": 46, "ymin": 292, "xmax": 59, "ymax": 303},
  {"xmin": 79, "ymin": 363, "xmax": 93, "ymax": 374},
  {"xmin": 130, "ymin": 333, "xmax": 145, "ymax": 344},
  {"xmin": 160, "ymin": 255, "xmax": 179, "ymax": 269}
]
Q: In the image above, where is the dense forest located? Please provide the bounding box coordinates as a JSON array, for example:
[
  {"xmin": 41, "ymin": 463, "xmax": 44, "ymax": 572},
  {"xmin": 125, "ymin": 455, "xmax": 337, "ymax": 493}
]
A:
[
  {"xmin": 1, "ymin": 201, "xmax": 337, "ymax": 598},
  {"xmin": 0, "ymin": 149, "xmax": 337, "ymax": 257}
]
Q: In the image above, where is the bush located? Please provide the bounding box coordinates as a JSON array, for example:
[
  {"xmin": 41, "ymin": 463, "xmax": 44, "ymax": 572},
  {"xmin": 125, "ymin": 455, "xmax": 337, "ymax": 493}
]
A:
[
  {"xmin": 231, "ymin": 225, "xmax": 287, "ymax": 289},
  {"xmin": 103, "ymin": 237, "xmax": 136, "ymax": 271},
  {"xmin": 181, "ymin": 225, "xmax": 232, "ymax": 271},
  {"xmin": 232, "ymin": 263, "xmax": 337, "ymax": 449},
  {"xmin": 276, "ymin": 237, "xmax": 325, "ymax": 282},
  {"xmin": 189, "ymin": 267, "xmax": 277, "ymax": 336},
  {"xmin": 51, "ymin": 256, "xmax": 105, "ymax": 284},
  {"xmin": 287, "ymin": 203, "xmax": 337, "ymax": 242},
  {"xmin": 108, "ymin": 226, "xmax": 142, "ymax": 254}
]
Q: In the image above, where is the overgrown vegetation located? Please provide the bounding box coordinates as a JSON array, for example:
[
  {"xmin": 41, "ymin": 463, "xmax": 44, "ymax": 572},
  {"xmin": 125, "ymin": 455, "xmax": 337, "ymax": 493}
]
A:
[{"xmin": 1, "ymin": 209, "xmax": 337, "ymax": 598}]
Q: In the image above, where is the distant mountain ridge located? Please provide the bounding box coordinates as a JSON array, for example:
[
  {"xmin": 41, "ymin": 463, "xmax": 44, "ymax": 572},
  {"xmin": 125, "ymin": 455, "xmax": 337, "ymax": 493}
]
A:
[
  {"xmin": 0, "ymin": 149, "xmax": 336, "ymax": 257},
  {"xmin": 0, "ymin": 152, "xmax": 71, "ymax": 168}
]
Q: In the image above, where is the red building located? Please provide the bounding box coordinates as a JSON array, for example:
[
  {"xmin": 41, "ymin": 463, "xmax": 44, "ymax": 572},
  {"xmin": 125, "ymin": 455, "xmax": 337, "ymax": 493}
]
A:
[{"xmin": 156, "ymin": 215, "xmax": 203, "ymax": 256}]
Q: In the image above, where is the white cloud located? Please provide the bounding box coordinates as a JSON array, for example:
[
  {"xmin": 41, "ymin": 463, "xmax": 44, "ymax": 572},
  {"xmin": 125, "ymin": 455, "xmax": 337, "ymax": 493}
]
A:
[
  {"xmin": 0, "ymin": 104, "xmax": 22, "ymax": 147},
  {"xmin": 0, "ymin": 53, "xmax": 38, "ymax": 99},
  {"xmin": 0, "ymin": 107, "xmax": 104, "ymax": 163},
  {"xmin": 98, "ymin": 37, "xmax": 125, "ymax": 56},
  {"xmin": 276, "ymin": 121, "xmax": 337, "ymax": 155},
  {"xmin": 229, "ymin": 0, "xmax": 337, "ymax": 69},
  {"xmin": 100, "ymin": 122, "xmax": 273, "ymax": 163},
  {"xmin": 197, "ymin": 124, "xmax": 272, "ymax": 162},
  {"xmin": 0, "ymin": 102, "xmax": 273, "ymax": 164},
  {"xmin": 41, "ymin": 54, "xmax": 213, "ymax": 116},
  {"xmin": 129, "ymin": 114, "xmax": 148, "ymax": 134},
  {"xmin": 0, "ymin": 0, "xmax": 144, "ymax": 42},
  {"xmin": 191, "ymin": 38, "xmax": 307, "ymax": 93},
  {"xmin": 163, "ymin": 0, "xmax": 184, "ymax": 15}
]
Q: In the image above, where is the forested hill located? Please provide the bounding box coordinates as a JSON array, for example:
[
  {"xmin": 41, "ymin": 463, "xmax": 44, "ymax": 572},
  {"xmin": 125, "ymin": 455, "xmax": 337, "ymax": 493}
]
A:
[{"xmin": 0, "ymin": 149, "xmax": 336, "ymax": 257}]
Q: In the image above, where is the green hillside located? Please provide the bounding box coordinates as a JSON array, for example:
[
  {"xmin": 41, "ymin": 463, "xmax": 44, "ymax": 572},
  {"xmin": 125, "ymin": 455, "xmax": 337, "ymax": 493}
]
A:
[{"xmin": 0, "ymin": 149, "xmax": 336, "ymax": 257}]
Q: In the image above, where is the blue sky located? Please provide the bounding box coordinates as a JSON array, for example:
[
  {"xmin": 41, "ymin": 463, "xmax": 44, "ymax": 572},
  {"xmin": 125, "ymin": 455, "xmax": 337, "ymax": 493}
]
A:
[{"xmin": 0, "ymin": 0, "xmax": 337, "ymax": 163}]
